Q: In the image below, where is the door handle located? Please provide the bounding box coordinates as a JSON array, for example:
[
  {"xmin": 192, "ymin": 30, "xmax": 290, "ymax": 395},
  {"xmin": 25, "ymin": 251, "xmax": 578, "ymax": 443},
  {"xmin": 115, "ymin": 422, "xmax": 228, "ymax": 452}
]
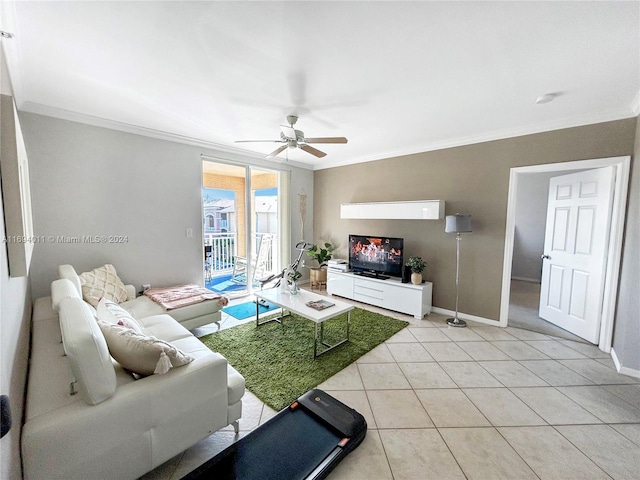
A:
[{"xmin": 541, "ymin": 254, "xmax": 551, "ymax": 260}]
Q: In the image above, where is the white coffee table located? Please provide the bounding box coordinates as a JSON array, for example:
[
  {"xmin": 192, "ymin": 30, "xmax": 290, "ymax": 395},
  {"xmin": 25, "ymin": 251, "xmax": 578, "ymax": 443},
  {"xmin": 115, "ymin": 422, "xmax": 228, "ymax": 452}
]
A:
[{"xmin": 254, "ymin": 288, "xmax": 355, "ymax": 357}]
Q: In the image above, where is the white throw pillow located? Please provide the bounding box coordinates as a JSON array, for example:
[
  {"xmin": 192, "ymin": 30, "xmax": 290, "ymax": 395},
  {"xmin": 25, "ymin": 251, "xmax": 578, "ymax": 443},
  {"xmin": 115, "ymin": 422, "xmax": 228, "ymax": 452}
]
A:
[
  {"xmin": 79, "ymin": 264, "xmax": 129, "ymax": 307},
  {"xmin": 98, "ymin": 321, "xmax": 195, "ymax": 376},
  {"xmin": 97, "ymin": 298, "xmax": 142, "ymax": 333}
]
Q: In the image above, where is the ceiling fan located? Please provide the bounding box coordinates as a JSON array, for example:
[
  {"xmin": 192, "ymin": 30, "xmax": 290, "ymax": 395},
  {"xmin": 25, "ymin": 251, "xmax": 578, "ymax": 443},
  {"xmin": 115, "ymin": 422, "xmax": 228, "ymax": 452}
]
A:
[{"xmin": 235, "ymin": 115, "xmax": 348, "ymax": 159}]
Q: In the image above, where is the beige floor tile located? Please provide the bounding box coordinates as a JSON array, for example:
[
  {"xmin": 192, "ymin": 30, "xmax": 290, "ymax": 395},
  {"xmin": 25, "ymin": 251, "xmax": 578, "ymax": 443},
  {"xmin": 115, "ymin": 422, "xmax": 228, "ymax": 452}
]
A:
[
  {"xmin": 603, "ymin": 384, "xmax": 640, "ymax": 409},
  {"xmin": 439, "ymin": 361, "xmax": 504, "ymax": 387},
  {"xmin": 557, "ymin": 386, "xmax": 640, "ymax": 423},
  {"xmin": 324, "ymin": 390, "xmax": 377, "ymax": 429},
  {"xmin": 559, "ymin": 358, "xmax": 640, "ymax": 385},
  {"xmin": 366, "ymin": 390, "xmax": 433, "ymax": 428},
  {"xmin": 557, "ymin": 339, "xmax": 612, "ymax": 359},
  {"xmin": 504, "ymin": 327, "xmax": 552, "ymax": 340},
  {"xmin": 463, "ymin": 388, "xmax": 546, "ymax": 426},
  {"xmin": 386, "ymin": 342, "xmax": 434, "ymax": 362},
  {"xmin": 357, "ymin": 363, "xmax": 411, "ymax": 390},
  {"xmin": 384, "ymin": 328, "xmax": 418, "ymax": 343},
  {"xmin": 138, "ymin": 455, "xmax": 181, "ymax": 480},
  {"xmin": 510, "ymin": 387, "xmax": 601, "ymax": 425},
  {"xmin": 169, "ymin": 430, "xmax": 240, "ymax": 479},
  {"xmin": 610, "ymin": 424, "xmax": 640, "ymax": 447},
  {"xmin": 478, "ymin": 361, "xmax": 548, "ymax": 387},
  {"xmin": 421, "ymin": 341, "xmax": 474, "ymax": 361},
  {"xmin": 379, "ymin": 429, "xmax": 465, "ymax": 479},
  {"xmin": 491, "ymin": 340, "xmax": 551, "ymax": 360},
  {"xmin": 499, "ymin": 426, "xmax": 610, "ymax": 479},
  {"xmin": 328, "ymin": 430, "xmax": 393, "ymax": 480},
  {"xmin": 440, "ymin": 427, "xmax": 538, "ymax": 480},
  {"xmin": 415, "ymin": 389, "xmax": 490, "ymax": 427},
  {"xmin": 398, "ymin": 362, "xmax": 457, "ymax": 389},
  {"xmin": 518, "ymin": 359, "xmax": 593, "ymax": 386},
  {"xmin": 355, "ymin": 343, "xmax": 395, "ymax": 363},
  {"xmin": 407, "ymin": 327, "xmax": 451, "ymax": 342},
  {"xmin": 258, "ymin": 404, "xmax": 278, "ymax": 425},
  {"xmin": 458, "ymin": 341, "xmax": 513, "ymax": 361},
  {"xmin": 525, "ymin": 340, "xmax": 588, "ymax": 359},
  {"xmin": 317, "ymin": 363, "xmax": 364, "ymax": 390},
  {"xmin": 470, "ymin": 326, "xmax": 519, "ymax": 341},
  {"xmin": 556, "ymin": 425, "xmax": 640, "ymax": 479},
  {"xmin": 228, "ymin": 390, "xmax": 264, "ymax": 432},
  {"xmin": 441, "ymin": 327, "xmax": 485, "ymax": 342}
]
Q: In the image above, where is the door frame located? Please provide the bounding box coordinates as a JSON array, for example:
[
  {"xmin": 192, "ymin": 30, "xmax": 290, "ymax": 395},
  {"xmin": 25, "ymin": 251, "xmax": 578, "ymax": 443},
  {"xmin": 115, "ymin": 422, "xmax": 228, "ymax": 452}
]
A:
[
  {"xmin": 201, "ymin": 156, "xmax": 291, "ymax": 296},
  {"xmin": 500, "ymin": 156, "xmax": 631, "ymax": 351}
]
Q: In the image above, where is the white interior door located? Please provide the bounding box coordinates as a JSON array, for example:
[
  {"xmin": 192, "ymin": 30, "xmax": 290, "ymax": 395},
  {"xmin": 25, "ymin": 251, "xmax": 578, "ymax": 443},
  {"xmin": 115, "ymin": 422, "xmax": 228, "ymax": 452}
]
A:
[{"xmin": 539, "ymin": 167, "xmax": 615, "ymax": 343}]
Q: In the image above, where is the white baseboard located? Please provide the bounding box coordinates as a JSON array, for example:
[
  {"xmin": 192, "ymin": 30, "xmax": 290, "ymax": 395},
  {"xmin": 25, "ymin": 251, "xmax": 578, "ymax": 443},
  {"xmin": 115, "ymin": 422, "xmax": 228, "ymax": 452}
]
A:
[
  {"xmin": 430, "ymin": 307, "xmax": 500, "ymax": 327},
  {"xmin": 611, "ymin": 348, "xmax": 640, "ymax": 380}
]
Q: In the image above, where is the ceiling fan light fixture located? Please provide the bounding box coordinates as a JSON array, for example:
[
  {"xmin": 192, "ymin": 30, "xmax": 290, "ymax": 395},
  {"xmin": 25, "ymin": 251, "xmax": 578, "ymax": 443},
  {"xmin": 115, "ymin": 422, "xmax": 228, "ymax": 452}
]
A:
[{"xmin": 236, "ymin": 115, "xmax": 346, "ymax": 159}]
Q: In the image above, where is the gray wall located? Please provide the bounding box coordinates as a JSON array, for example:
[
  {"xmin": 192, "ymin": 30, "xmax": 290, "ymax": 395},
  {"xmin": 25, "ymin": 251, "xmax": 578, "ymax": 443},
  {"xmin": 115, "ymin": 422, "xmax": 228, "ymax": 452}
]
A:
[
  {"xmin": 512, "ymin": 170, "xmax": 577, "ymax": 282},
  {"xmin": 20, "ymin": 113, "xmax": 314, "ymax": 299},
  {"xmin": 0, "ymin": 44, "xmax": 31, "ymax": 480},
  {"xmin": 314, "ymin": 118, "xmax": 638, "ymax": 370},
  {"xmin": 612, "ymin": 117, "xmax": 640, "ymax": 372},
  {"xmin": 512, "ymin": 173, "xmax": 550, "ymax": 282}
]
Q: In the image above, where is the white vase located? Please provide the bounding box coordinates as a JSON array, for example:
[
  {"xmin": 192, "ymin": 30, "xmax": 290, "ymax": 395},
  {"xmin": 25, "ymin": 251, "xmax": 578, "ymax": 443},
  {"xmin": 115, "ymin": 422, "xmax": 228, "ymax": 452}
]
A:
[
  {"xmin": 290, "ymin": 280, "xmax": 300, "ymax": 295},
  {"xmin": 411, "ymin": 272, "xmax": 422, "ymax": 285}
]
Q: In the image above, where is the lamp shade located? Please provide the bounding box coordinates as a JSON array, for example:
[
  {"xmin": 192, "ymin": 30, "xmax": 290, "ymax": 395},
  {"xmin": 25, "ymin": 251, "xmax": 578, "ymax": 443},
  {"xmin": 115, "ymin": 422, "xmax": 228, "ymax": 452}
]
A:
[{"xmin": 445, "ymin": 214, "xmax": 472, "ymax": 233}]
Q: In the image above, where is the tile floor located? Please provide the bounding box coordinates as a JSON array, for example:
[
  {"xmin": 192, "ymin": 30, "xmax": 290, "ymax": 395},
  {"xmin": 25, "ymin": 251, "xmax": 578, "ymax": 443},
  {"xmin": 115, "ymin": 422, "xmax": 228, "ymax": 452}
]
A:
[{"xmin": 142, "ymin": 290, "xmax": 640, "ymax": 480}]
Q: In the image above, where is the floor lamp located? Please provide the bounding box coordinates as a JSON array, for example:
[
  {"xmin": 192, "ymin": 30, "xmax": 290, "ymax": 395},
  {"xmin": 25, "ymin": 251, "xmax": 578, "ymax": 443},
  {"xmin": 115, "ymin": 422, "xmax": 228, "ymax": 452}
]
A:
[{"xmin": 445, "ymin": 214, "xmax": 472, "ymax": 327}]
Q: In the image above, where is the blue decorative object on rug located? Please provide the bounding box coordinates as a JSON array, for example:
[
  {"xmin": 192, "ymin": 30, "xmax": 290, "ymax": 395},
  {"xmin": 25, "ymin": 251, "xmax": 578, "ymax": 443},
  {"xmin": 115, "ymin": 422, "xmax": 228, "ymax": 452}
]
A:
[{"xmin": 223, "ymin": 300, "xmax": 279, "ymax": 320}]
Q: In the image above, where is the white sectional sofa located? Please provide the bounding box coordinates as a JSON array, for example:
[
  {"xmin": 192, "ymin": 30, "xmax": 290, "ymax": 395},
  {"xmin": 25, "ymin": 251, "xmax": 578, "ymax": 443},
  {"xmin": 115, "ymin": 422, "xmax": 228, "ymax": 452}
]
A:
[
  {"xmin": 21, "ymin": 277, "xmax": 245, "ymax": 480},
  {"xmin": 59, "ymin": 264, "xmax": 225, "ymax": 330}
]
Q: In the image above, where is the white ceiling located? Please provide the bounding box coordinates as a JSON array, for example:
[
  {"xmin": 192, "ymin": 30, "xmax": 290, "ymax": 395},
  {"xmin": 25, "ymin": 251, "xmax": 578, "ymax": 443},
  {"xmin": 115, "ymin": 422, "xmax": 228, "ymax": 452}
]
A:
[{"xmin": 1, "ymin": 1, "xmax": 638, "ymax": 170}]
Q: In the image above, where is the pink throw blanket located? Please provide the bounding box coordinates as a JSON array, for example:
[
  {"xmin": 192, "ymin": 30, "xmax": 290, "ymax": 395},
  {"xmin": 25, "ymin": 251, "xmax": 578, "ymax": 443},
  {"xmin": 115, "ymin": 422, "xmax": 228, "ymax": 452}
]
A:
[{"xmin": 144, "ymin": 284, "xmax": 229, "ymax": 310}]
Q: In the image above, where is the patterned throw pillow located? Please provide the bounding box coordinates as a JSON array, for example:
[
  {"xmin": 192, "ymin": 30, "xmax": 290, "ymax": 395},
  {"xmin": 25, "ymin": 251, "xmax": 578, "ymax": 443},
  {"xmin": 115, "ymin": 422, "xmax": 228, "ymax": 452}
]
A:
[
  {"xmin": 98, "ymin": 321, "xmax": 195, "ymax": 376},
  {"xmin": 97, "ymin": 298, "xmax": 142, "ymax": 333},
  {"xmin": 79, "ymin": 264, "xmax": 129, "ymax": 307}
]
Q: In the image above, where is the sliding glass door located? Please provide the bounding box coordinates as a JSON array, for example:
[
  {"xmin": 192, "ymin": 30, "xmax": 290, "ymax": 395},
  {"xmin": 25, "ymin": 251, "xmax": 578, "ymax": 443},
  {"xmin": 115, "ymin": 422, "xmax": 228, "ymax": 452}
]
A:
[{"xmin": 202, "ymin": 159, "xmax": 286, "ymax": 298}]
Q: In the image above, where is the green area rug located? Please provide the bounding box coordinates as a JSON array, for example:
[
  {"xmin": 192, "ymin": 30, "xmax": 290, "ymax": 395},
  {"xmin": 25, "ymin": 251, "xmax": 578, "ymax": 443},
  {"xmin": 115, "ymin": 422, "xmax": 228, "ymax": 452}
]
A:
[{"xmin": 200, "ymin": 308, "xmax": 409, "ymax": 411}]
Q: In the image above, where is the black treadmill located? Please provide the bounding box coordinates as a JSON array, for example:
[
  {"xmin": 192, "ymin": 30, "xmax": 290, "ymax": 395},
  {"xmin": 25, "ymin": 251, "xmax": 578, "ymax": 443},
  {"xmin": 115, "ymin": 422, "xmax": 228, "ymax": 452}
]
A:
[{"xmin": 181, "ymin": 389, "xmax": 367, "ymax": 480}]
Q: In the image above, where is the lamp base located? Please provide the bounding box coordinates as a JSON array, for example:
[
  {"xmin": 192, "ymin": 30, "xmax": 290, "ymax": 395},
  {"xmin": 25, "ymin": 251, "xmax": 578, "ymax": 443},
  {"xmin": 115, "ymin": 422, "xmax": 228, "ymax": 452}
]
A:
[{"xmin": 447, "ymin": 317, "xmax": 467, "ymax": 328}]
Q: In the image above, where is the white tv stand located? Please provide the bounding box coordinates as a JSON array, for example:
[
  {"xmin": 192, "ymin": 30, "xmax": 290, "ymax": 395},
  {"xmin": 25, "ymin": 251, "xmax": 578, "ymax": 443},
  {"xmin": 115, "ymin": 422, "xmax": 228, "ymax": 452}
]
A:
[{"xmin": 327, "ymin": 270, "xmax": 432, "ymax": 319}]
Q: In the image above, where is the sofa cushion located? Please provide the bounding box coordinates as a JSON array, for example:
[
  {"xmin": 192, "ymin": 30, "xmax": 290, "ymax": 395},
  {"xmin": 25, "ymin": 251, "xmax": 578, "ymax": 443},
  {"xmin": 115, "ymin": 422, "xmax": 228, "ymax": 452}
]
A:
[
  {"xmin": 51, "ymin": 278, "xmax": 82, "ymax": 312},
  {"xmin": 97, "ymin": 298, "xmax": 142, "ymax": 333},
  {"xmin": 59, "ymin": 297, "xmax": 117, "ymax": 405},
  {"xmin": 79, "ymin": 264, "xmax": 129, "ymax": 307},
  {"xmin": 58, "ymin": 264, "xmax": 83, "ymax": 296},
  {"xmin": 98, "ymin": 321, "xmax": 195, "ymax": 376}
]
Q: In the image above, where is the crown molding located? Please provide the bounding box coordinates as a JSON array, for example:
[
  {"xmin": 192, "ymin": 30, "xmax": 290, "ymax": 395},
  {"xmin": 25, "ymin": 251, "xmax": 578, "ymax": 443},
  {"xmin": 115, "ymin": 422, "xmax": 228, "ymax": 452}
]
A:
[
  {"xmin": 18, "ymin": 101, "xmax": 314, "ymax": 171},
  {"xmin": 314, "ymin": 107, "xmax": 638, "ymax": 170},
  {"xmin": 16, "ymin": 99, "xmax": 636, "ymax": 174}
]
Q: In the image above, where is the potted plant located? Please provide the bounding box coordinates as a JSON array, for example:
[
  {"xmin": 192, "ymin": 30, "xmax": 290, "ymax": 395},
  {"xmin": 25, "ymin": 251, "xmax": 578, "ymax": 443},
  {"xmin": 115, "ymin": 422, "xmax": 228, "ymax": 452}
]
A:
[
  {"xmin": 306, "ymin": 242, "xmax": 334, "ymax": 289},
  {"xmin": 406, "ymin": 256, "xmax": 426, "ymax": 285}
]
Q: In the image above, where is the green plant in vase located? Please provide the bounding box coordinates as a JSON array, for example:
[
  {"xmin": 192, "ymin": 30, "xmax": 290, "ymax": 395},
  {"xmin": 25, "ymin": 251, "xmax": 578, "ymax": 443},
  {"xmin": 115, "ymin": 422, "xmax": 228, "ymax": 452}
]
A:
[
  {"xmin": 306, "ymin": 242, "xmax": 334, "ymax": 290},
  {"xmin": 306, "ymin": 242, "xmax": 334, "ymax": 266},
  {"xmin": 406, "ymin": 256, "xmax": 427, "ymax": 285}
]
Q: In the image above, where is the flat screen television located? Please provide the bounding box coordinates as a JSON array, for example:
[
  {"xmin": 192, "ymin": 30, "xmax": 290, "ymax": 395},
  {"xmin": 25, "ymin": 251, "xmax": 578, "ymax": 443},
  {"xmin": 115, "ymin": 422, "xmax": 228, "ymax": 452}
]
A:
[{"xmin": 348, "ymin": 234, "xmax": 404, "ymax": 279}]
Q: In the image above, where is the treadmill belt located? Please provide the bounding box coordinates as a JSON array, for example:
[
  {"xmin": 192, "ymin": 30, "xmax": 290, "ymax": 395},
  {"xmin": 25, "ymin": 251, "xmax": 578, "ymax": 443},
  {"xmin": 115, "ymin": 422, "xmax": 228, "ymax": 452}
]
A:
[{"xmin": 204, "ymin": 407, "xmax": 342, "ymax": 480}]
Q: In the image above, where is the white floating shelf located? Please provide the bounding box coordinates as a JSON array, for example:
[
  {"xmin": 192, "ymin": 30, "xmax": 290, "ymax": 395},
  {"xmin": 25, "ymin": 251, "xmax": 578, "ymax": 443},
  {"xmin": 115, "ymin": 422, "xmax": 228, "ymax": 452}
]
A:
[{"xmin": 340, "ymin": 200, "xmax": 445, "ymax": 220}]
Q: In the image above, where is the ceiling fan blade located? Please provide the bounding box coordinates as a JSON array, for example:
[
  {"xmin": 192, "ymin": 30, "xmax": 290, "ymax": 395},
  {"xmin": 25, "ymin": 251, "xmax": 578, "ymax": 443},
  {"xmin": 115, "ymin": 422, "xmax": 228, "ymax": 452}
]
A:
[
  {"xmin": 304, "ymin": 137, "xmax": 348, "ymax": 144},
  {"xmin": 280, "ymin": 125, "xmax": 297, "ymax": 139},
  {"xmin": 299, "ymin": 144, "xmax": 327, "ymax": 158},
  {"xmin": 266, "ymin": 145, "xmax": 288, "ymax": 158},
  {"xmin": 235, "ymin": 140, "xmax": 281, "ymax": 143}
]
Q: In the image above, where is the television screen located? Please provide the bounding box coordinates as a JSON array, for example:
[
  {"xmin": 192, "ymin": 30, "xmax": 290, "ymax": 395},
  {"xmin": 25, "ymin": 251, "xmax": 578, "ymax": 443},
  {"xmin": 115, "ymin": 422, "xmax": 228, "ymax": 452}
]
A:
[{"xmin": 348, "ymin": 235, "xmax": 404, "ymax": 278}]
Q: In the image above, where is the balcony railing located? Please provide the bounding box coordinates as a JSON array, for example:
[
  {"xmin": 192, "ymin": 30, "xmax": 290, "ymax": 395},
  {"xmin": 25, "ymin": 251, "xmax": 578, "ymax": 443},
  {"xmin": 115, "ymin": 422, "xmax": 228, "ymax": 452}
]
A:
[{"xmin": 204, "ymin": 232, "xmax": 277, "ymax": 277}]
